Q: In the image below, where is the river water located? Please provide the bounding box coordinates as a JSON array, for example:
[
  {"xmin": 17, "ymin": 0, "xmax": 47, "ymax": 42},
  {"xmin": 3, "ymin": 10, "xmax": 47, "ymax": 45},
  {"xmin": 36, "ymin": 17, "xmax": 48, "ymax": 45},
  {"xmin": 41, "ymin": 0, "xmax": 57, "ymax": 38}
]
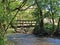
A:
[{"xmin": 7, "ymin": 33, "xmax": 60, "ymax": 45}]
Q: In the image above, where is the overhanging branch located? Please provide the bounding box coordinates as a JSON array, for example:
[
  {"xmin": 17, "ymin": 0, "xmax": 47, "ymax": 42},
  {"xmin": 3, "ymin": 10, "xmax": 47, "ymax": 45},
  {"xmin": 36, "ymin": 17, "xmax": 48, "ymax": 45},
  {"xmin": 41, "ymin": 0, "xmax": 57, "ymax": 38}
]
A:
[
  {"xmin": 4, "ymin": 0, "xmax": 28, "ymax": 34},
  {"xmin": 21, "ymin": 2, "xmax": 36, "ymax": 11},
  {"xmin": 13, "ymin": 0, "xmax": 27, "ymax": 11}
]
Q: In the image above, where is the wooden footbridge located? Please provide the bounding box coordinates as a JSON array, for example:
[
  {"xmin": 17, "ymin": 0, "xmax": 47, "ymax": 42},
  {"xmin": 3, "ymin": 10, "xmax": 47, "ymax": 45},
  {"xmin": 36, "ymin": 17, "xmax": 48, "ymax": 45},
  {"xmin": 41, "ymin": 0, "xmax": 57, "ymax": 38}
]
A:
[
  {"xmin": 11, "ymin": 20, "xmax": 36, "ymax": 33},
  {"xmin": 16, "ymin": 20, "xmax": 36, "ymax": 27}
]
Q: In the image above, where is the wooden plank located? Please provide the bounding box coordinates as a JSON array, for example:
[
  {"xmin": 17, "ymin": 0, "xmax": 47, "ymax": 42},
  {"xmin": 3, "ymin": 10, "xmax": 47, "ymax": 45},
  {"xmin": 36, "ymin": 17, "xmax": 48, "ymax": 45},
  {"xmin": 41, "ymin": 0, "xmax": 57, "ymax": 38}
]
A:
[{"xmin": 17, "ymin": 20, "xmax": 36, "ymax": 22}]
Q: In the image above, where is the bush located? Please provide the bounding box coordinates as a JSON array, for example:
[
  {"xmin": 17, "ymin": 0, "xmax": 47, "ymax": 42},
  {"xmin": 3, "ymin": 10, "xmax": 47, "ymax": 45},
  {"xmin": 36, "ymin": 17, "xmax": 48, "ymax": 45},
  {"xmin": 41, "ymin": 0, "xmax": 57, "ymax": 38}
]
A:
[{"xmin": 44, "ymin": 23, "xmax": 57, "ymax": 35}]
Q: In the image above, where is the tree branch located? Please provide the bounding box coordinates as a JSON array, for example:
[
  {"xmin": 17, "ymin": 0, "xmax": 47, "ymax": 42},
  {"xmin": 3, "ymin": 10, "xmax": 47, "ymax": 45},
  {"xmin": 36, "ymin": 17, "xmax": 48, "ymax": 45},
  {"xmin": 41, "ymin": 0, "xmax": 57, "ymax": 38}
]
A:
[
  {"xmin": 3, "ymin": 0, "xmax": 28, "ymax": 34},
  {"xmin": 13, "ymin": 0, "xmax": 27, "ymax": 11},
  {"xmin": 21, "ymin": 2, "xmax": 36, "ymax": 11},
  {"xmin": 4, "ymin": 10, "xmax": 19, "ymax": 34},
  {"xmin": 19, "ymin": 1, "xmax": 40, "ymax": 11}
]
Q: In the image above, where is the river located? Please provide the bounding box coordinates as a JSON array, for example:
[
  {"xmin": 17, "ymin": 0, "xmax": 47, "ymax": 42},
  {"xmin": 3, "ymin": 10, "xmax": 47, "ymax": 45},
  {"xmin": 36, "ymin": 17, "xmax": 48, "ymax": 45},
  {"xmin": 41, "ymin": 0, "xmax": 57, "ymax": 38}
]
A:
[{"xmin": 7, "ymin": 33, "xmax": 60, "ymax": 45}]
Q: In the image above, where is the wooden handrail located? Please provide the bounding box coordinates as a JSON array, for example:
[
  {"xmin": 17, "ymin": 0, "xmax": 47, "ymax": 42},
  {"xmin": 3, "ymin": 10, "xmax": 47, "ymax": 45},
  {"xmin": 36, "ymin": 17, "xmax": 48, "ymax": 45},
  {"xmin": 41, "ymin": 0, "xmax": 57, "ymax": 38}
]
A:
[{"xmin": 11, "ymin": 20, "xmax": 36, "ymax": 28}]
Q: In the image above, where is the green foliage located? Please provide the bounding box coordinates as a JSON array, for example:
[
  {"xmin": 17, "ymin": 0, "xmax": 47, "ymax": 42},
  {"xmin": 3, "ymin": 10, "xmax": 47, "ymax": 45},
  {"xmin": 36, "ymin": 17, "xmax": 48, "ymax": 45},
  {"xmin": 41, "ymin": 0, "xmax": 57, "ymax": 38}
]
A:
[
  {"xmin": 25, "ymin": 0, "xmax": 34, "ymax": 6},
  {"xmin": 32, "ymin": 0, "xmax": 60, "ymax": 36},
  {"xmin": 0, "ymin": 0, "xmax": 19, "ymax": 45},
  {"xmin": 0, "ymin": 29, "xmax": 5, "ymax": 45},
  {"xmin": 9, "ymin": 0, "xmax": 22, "ymax": 10},
  {"xmin": 0, "ymin": 0, "xmax": 60, "ymax": 43},
  {"xmin": 44, "ymin": 23, "xmax": 57, "ymax": 34},
  {"xmin": 0, "ymin": 39, "xmax": 5, "ymax": 45},
  {"xmin": 0, "ymin": 0, "xmax": 30, "ymax": 44}
]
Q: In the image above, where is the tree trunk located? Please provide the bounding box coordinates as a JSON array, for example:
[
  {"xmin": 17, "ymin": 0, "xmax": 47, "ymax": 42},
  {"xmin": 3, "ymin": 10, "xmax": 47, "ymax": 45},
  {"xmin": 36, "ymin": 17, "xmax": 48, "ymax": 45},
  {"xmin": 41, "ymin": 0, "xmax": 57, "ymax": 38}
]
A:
[
  {"xmin": 50, "ymin": 12, "xmax": 55, "ymax": 36},
  {"xmin": 34, "ymin": 0, "xmax": 44, "ymax": 34},
  {"xmin": 35, "ymin": 0, "xmax": 44, "ymax": 31},
  {"xmin": 53, "ymin": 17, "xmax": 60, "ymax": 36},
  {"xmin": 39, "ymin": 10, "xmax": 44, "ymax": 31},
  {"xmin": 52, "ymin": 16, "xmax": 54, "ymax": 34},
  {"xmin": 56, "ymin": 18, "xmax": 60, "ymax": 33}
]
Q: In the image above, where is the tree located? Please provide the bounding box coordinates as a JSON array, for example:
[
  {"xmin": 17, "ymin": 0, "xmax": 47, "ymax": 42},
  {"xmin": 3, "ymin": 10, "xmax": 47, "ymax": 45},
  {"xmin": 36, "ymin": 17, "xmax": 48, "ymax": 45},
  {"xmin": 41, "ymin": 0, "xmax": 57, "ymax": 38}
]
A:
[
  {"xmin": 47, "ymin": 0, "xmax": 60, "ymax": 35},
  {"xmin": 0, "ymin": 0, "xmax": 28, "ymax": 45},
  {"xmin": 32, "ymin": 0, "xmax": 60, "ymax": 36},
  {"xmin": 33, "ymin": 0, "xmax": 50, "ymax": 35}
]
